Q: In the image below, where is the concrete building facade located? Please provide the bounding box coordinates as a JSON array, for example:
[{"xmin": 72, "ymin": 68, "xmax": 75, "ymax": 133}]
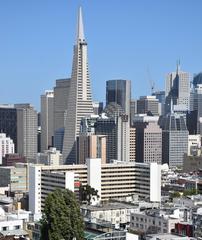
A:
[{"xmin": 29, "ymin": 160, "xmax": 161, "ymax": 215}]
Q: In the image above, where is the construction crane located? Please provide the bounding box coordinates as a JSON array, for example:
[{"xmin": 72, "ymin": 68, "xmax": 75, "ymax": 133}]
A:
[{"xmin": 147, "ymin": 67, "xmax": 155, "ymax": 95}]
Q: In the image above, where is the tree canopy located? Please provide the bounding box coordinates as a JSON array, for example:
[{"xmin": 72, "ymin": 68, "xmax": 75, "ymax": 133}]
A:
[
  {"xmin": 79, "ymin": 184, "xmax": 99, "ymax": 204},
  {"xmin": 40, "ymin": 188, "xmax": 84, "ymax": 240}
]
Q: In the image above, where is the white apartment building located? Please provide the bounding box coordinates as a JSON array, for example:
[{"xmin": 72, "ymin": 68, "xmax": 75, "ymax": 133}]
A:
[
  {"xmin": 29, "ymin": 159, "xmax": 161, "ymax": 215},
  {"xmin": 0, "ymin": 133, "xmax": 15, "ymax": 164}
]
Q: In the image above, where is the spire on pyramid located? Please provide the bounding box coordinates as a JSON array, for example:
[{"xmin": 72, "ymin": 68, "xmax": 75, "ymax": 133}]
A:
[{"xmin": 77, "ymin": 6, "xmax": 85, "ymax": 43}]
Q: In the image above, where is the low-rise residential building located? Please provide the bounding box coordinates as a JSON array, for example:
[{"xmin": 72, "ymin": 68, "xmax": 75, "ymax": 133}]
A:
[
  {"xmin": 81, "ymin": 202, "xmax": 137, "ymax": 229},
  {"xmin": 130, "ymin": 208, "xmax": 186, "ymax": 235},
  {"xmin": 0, "ymin": 208, "xmax": 30, "ymax": 238}
]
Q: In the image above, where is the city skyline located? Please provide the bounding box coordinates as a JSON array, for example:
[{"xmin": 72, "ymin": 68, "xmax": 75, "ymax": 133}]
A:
[{"xmin": 0, "ymin": 0, "xmax": 202, "ymax": 110}]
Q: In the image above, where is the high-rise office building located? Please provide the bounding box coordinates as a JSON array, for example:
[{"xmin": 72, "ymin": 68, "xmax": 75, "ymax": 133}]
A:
[
  {"xmin": 130, "ymin": 99, "xmax": 136, "ymax": 126},
  {"xmin": 152, "ymin": 91, "xmax": 165, "ymax": 115},
  {"xmin": 54, "ymin": 127, "xmax": 64, "ymax": 153},
  {"xmin": 165, "ymin": 63, "xmax": 190, "ymax": 114},
  {"xmin": 77, "ymin": 134, "xmax": 106, "ymax": 164},
  {"xmin": 117, "ymin": 114, "xmax": 130, "ymax": 162},
  {"xmin": 62, "ymin": 8, "xmax": 93, "ymax": 164},
  {"xmin": 193, "ymin": 72, "xmax": 202, "ymax": 88},
  {"xmin": 0, "ymin": 133, "xmax": 15, "ymax": 164},
  {"xmin": 192, "ymin": 84, "xmax": 202, "ymax": 134},
  {"xmin": 53, "ymin": 78, "xmax": 71, "ymax": 133},
  {"xmin": 0, "ymin": 105, "xmax": 17, "ymax": 150},
  {"xmin": 106, "ymin": 79, "xmax": 131, "ymax": 116},
  {"xmin": 95, "ymin": 117, "xmax": 117, "ymax": 162},
  {"xmin": 15, "ymin": 104, "xmax": 38, "ymax": 161},
  {"xmin": 134, "ymin": 115, "xmax": 162, "ymax": 164},
  {"xmin": 159, "ymin": 114, "xmax": 189, "ymax": 168},
  {"xmin": 137, "ymin": 96, "xmax": 161, "ymax": 116},
  {"xmin": 41, "ymin": 90, "xmax": 54, "ymax": 152}
]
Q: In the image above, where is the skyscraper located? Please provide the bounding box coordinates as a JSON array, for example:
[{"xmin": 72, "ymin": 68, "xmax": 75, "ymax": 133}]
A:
[
  {"xmin": 106, "ymin": 79, "xmax": 131, "ymax": 116},
  {"xmin": 137, "ymin": 96, "xmax": 161, "ymax": 116},
  {"xmin": 41, "ymin": 90, "xmax": 54, "ymax": 152},
  {"xmin": 165, "ymin": 63, "xmax": 190, "ymax": 114},
  {"xmin": 62, "ymin": 8, "xmax": 93, "ymax": 164},
  {"xmin": 0, "ymin": 105, "xmax": 17, "ymax": 150},
  {"xmin": 53, "ymin": 78, "xmax": 71, "ymax": 133},
  {"xmin": 15, "ymin": 104, "xmax": 38, "ymax": 162},
  {"xmin": 134, "ymin": 115, "xmax": 162, "ymax": 164},
  {"xmin": 159, "ymin": 114, "xmax": 189, "ymax": 168}
]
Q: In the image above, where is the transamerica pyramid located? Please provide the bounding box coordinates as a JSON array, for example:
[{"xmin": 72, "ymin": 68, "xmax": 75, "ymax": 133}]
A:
[{"xmin": 62, "ymin": 7, "xmax": 93, "ymax": 164}]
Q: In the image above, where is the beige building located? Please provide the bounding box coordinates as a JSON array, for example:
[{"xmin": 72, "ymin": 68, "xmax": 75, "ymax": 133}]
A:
[
  {"xmin": 29, "ymin": 160, "xmax": 161, "ymax": 215},
  {"xmin": 129, "ymin": 127, "xmax": 136, "ymax": 162},
  {"xmin": 77, "ymin": 134, "xmax": 106, "ymax": 164},
  {"xmin": 134, "ymin": 116, "xmax": 162, "ymax": 164}
]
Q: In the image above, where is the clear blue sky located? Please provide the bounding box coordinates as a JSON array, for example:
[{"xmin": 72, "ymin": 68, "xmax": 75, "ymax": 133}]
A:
[{"xmin": 0, "ymin": 0, "xmax": 202, "ymax": 110}]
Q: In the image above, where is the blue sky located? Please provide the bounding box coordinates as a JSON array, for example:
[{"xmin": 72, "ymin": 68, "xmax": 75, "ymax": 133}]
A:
[{"xmin": 0, "ymin": 0, "xmax": 202, "ymax": 110}]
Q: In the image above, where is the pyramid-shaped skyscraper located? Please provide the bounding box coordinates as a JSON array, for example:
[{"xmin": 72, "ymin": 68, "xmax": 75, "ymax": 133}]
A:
[{"xmin": 62, "ymin": 7, "xmax": 93, "ymax": 164}]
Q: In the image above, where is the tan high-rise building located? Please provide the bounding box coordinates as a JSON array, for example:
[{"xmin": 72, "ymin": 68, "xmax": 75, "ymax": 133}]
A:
[
  {"xmin": 15, "ymin": 104, "xmax": 37, "ymax": 161},
  {"xmin": 77, "ymin": 135, "xmax": 106, "ymax": 164},
  {"xmin": 134, "ymin": 116, "xmax": 162, "ymax": 164},
  {"xmin": 62, "ymin": 7, "xmax": 93, "ymax": 164}
]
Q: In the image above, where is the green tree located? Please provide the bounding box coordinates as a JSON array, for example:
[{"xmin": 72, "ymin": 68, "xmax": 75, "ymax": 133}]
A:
[
  {"xmin": 40, "ymin": 188, "xmax": 84, "ymax": 240},
  {"xmin": 183, "ymin": 188, "xmax": 198, "ymax": 196},
  {"xmin": 170, "ymin": 191, "xmax": 181, "ymax": 198},
  {"xmin": 79, "ymin": 184, "xmax": 99, "ymax": 204}
]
